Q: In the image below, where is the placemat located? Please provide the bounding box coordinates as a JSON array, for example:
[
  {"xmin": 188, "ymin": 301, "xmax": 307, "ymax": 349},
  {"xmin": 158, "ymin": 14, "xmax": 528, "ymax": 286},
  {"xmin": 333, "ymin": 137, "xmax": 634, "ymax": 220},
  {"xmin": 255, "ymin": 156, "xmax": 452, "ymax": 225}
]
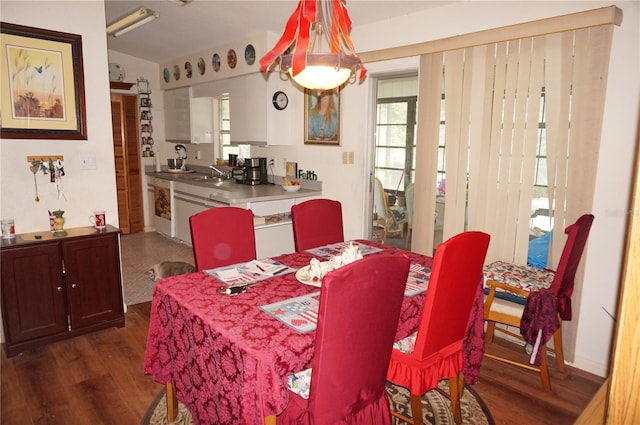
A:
[
  {"xmin": 259, "ymin": 291, "xmax": 321, "ymax": 333},
  {"xmin": 304, "ymin": 240, "xmax": 384, "ymax": 259},
  {"xmin": 260, "ymin": 263, "xmax": 430, "ymax": 333},
  {"xmin": 204, "ymin": 259, "xmax": 296, "ymax": 285},
  {"xmin": 406, "ymin": 263, "xmax": 431, "ymax": 296}
]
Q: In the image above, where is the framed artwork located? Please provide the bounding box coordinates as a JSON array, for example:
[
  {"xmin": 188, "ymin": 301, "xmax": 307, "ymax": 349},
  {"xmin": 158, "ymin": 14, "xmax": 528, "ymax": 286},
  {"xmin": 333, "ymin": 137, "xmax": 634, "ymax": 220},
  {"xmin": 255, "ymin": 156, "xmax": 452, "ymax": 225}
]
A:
[
  {"xmin": 0, "ymin": 22, "xmax": 87, "ymax": 139},
  {"xmin": 304, "ymin": 88, "xmax": 340, "ymax": 145}
]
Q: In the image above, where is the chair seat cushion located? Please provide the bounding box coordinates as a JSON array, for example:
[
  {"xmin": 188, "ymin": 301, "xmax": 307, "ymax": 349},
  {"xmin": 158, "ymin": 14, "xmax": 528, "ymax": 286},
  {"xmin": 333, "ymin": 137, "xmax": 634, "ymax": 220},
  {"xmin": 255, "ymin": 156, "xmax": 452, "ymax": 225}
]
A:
[
  {"xmin": 484, "ymin": 260, "xmax": 555, "ymax": 297},
  {"xmin": 287, "ymin": 368, "xmax": 312, "ymax": 400},
  {"xmin": 393, "ymin": 330, "xmax": 418, "ymax": 354}
]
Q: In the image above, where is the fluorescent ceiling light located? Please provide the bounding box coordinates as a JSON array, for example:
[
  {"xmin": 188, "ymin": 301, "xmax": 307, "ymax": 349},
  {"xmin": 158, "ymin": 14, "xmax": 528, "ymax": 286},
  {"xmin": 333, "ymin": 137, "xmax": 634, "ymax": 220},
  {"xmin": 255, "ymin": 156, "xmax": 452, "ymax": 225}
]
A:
[{"xmin": 106, "ymin": 7, "xmax": 159, "ymax": 37}]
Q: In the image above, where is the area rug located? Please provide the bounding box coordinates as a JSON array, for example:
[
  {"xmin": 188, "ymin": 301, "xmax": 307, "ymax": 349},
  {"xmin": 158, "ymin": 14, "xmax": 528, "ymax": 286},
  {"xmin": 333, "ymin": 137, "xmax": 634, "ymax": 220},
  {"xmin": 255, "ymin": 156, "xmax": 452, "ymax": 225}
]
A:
[{"xmin": 141, "ymin": 381, "xmax": 494, "ymax": 425}]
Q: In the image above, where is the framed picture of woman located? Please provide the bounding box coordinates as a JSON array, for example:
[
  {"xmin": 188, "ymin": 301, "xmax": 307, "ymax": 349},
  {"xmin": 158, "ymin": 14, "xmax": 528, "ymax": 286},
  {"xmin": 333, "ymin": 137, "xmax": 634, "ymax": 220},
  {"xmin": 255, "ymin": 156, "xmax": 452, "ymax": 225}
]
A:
[{"xmin": 304, "ymin": 88, "xmax": 340, "ymax": 145}]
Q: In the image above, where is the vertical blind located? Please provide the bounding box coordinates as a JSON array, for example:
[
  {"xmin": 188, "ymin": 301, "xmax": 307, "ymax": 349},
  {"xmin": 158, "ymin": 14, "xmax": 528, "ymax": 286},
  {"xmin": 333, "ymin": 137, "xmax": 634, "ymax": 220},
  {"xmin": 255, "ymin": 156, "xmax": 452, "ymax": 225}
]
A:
[{"xmin": 412, "ymin": 25, "xmax": 615, "ymax": 268}]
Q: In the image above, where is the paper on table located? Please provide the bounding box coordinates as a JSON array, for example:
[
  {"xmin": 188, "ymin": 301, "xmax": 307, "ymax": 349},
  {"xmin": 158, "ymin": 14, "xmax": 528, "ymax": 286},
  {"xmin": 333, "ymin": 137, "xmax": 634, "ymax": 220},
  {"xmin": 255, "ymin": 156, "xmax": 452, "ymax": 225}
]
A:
[
  {"xmin": 216, "ymin": 267, "xmax": 242, "ymax": 281},
  {"xmin": 248, "ymin": 260, "xmax": 288, "ymax": 276}
]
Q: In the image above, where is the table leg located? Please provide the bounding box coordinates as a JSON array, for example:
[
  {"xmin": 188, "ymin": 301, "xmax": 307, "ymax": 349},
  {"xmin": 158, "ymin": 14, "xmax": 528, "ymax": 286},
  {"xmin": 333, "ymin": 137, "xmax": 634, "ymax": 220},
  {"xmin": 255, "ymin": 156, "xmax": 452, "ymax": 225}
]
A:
[
  {"xmin": 265, "ymin": 415, "xmax": 276, "ymax": 425},
  {"xmin": 166, "ymin": 382, "xmax": 178, "ymax": 422}
]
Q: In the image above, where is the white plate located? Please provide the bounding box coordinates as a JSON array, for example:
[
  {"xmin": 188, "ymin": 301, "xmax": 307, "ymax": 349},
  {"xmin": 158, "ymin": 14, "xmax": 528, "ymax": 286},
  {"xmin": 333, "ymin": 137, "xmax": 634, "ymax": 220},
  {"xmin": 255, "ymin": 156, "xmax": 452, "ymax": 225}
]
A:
[{"xmin": 295, "ymin": 265, "xmax": 323, "ymax": 287}]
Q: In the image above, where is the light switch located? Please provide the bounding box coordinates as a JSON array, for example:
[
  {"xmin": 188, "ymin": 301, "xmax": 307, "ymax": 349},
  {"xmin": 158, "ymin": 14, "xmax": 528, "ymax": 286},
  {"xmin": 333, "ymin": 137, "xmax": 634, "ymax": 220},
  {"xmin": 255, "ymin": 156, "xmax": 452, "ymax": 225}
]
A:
[{"xmin": 79, "ymin": 152, "xmax": 96, "ymax": 170}]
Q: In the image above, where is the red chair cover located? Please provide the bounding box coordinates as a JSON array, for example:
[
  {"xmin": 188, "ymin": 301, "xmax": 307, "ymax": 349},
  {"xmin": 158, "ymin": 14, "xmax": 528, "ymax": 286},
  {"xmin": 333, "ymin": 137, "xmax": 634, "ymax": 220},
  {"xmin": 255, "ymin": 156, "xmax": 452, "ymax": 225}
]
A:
[
  {"xmin": 546, "ymin": 214, "xmax": 594, "ymax": 320},
  {"xmin": 189, "ymin": 206, "xmax": 256, "ymax": 271},
  {"xmin": 387, "ymin": 231, "xmax": 490, "ymax": 395},
  {"xmin": 291, "ymin": 199, "xmax": 344, "ymax": 252},
  {"xmin": 278, "ymin": 254, "xmax": 411, "ymax": 425}
]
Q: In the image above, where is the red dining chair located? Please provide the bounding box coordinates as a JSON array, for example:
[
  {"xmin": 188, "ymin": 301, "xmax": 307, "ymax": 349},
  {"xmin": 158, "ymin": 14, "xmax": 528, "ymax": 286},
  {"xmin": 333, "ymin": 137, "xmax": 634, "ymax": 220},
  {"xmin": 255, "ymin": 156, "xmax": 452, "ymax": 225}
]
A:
[
  {"xmin": 483, "ymin": 214, "xmax": 594, "ymax": 391},
  {"xmin": 189, "ymin": 206, "xmax": 256, "ymax": 271},
  {"xmin": 291, "ymin": 198, "xmax": 344, "ymax": 252},
  {"xmin": 387, "ymin": 231, "xmax": 490, "ymax": 425},
  {"xmin": 278, "ymin": 254, "xmax": 410, "ymax": 425}
]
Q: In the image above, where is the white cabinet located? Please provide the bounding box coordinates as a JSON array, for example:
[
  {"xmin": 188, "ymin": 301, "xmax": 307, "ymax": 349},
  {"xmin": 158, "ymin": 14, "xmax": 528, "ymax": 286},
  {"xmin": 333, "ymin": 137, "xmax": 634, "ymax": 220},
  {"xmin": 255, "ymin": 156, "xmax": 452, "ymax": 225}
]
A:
[
  {"xmin": 190, "ymin": 96, "xmax": 213, "ymax": 144},
  {"xmin": 190, "ymin": 73, "xmax": 301, "ymax": 146},
  {"xmin": 229, "ymin": 73, "xmax": 267, "ymax": 144},
  {"xmin": 164, "ymin": 87, "xmax": 191, "ymax": 143}
]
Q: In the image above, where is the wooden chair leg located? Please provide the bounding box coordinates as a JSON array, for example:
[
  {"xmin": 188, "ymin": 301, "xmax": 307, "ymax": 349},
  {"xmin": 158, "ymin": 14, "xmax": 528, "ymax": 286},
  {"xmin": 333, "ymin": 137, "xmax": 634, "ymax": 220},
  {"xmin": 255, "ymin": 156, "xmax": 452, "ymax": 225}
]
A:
[
  {"xmin": 404, "ymin": 226, "xmax": 412, "ymax": 250},
  {"xmin": 166, "ymin": 382, "xmax": 178, "ymax": 422},
  {"xmin": 485, "ymin": 321, "xmax": 496, "ymax": 343},
  {"xmin": 410, "ymin": 393, "xmax": 424, "ymax": 425},
  {"xmin": 553, "ymin": 323, "xmax": 566, "ymax": 372},
  {"xmin": 448, "ymin": 373, "xmax": 463, "ymax": 425},
  {"xmin": 539, "ymin": 348, "xmax": 551, "ymax": 391}
]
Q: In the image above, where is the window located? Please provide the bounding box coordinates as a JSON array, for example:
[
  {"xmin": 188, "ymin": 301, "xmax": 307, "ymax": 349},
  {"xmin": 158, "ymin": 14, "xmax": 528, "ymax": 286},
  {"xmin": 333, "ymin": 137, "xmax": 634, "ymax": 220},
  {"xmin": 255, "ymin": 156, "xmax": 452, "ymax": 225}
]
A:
[
  {"xmin": 374, "ymin": 75, "xmax": 418, "ymax": 196},
  {"xmin": 219, "ymin": 95, "xmax": 238, "ymax": 159}
]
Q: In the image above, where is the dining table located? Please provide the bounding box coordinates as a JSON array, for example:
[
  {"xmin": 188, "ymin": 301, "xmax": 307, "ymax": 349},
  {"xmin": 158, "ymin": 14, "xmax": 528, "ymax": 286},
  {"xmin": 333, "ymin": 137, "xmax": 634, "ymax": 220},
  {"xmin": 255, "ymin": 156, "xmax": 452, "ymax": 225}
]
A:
[{"xmin": 143, "ymin": 240, "xmax": 485, "ymax": 425}]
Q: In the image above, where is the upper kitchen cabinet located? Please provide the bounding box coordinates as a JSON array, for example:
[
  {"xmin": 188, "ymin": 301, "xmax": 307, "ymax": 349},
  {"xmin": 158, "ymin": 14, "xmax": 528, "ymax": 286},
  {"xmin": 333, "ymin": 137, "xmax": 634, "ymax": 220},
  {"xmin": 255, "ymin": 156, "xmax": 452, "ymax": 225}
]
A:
[
  {"xmin": 228, "ymin": 73, "xmax": 266, "ymax": 144},
  {"xmin": 190, "ymin": 73, "xmax": 302, "ymax": 146},
  {"xmin": 164, "ymin": 86, "xmax": 191, "ymax": 143},
  {"xmin": 190, "ymin": 96, "xmax": 213, "ymax": 144}
]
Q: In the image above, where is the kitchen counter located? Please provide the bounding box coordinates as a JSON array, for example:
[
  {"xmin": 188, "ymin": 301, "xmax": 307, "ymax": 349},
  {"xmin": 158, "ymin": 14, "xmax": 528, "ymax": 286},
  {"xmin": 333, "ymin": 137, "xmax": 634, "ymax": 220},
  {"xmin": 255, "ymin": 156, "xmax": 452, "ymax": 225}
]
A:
[
  {"xmin": 147, "ymin": 170, "xmax": 322, "ymax": 204},
  {"xmin": 147, "ymin": 168, "xmax": 320, "ymax": 258}
]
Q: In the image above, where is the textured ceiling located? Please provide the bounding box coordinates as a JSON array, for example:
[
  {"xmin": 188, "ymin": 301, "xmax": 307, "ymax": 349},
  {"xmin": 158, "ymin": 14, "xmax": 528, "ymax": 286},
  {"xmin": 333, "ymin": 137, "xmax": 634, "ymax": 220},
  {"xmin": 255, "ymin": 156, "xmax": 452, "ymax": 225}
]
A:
[{"xmin": 104, "ymin": 0, "xmax": 453, "ymax": 64}]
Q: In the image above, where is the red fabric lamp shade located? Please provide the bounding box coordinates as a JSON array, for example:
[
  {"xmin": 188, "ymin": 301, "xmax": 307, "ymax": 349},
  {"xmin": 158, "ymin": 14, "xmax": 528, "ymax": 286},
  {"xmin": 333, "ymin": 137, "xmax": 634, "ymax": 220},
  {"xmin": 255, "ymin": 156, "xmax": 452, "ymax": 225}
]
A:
[{"xmin": 259, "ymin": 0, "xmax": 367, "ymax": 90}]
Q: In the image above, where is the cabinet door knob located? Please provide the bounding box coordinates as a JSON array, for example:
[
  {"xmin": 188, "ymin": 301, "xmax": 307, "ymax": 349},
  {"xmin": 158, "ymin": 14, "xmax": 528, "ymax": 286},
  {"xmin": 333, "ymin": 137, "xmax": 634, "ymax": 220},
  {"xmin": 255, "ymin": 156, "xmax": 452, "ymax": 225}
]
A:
[
  {"xmin": 57, "ymin": 286, "xmax": 63, "ymax": 291},
  {"xmin": 71, "ymin": 283, "xmax": 77, "ymax": 289}
]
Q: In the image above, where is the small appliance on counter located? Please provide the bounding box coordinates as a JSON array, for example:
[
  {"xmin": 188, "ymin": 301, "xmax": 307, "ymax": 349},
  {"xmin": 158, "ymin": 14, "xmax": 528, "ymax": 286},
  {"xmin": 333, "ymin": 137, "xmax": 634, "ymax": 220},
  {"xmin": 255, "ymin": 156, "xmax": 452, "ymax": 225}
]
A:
[{"xmin": 240, "ymin": 157, "xmax": 268, "ymax": 185}]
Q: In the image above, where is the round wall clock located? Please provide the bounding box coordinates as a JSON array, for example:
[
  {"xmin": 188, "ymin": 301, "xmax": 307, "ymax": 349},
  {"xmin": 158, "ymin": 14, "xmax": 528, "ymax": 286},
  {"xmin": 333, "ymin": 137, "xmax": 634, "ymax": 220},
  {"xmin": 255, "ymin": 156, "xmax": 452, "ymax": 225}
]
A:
[{"xmin": 272, "ymin": 91, "xmax": 288, "ymax": 110}]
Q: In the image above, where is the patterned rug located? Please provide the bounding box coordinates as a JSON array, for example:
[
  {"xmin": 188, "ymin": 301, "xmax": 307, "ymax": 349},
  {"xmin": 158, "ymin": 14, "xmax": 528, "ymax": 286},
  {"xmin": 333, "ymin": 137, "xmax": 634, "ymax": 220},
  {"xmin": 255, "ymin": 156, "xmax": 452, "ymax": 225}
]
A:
[{"xmin": 141, "ymin": 381, "xmax": 494, "ymax": 425}]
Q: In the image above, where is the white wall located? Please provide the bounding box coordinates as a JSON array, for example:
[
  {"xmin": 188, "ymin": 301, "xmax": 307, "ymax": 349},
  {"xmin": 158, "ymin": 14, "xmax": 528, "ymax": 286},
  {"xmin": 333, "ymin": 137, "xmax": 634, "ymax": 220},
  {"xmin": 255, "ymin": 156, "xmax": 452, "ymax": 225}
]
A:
[{"xmin": 1, "ymin": 1, "xmax": 118, "ymax": 232}]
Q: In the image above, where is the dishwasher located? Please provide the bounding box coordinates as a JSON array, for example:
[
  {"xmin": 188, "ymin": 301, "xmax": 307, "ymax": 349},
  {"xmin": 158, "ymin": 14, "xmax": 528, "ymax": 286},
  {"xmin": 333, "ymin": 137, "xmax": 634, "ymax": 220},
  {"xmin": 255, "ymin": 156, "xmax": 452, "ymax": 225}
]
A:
[
  {"xmin": 147, "ymin": 176, "xmax": 175, "ymax": 237},
  {"xmin": 173, "ymin": 181, "xmax": 226, "ymax": 246}
]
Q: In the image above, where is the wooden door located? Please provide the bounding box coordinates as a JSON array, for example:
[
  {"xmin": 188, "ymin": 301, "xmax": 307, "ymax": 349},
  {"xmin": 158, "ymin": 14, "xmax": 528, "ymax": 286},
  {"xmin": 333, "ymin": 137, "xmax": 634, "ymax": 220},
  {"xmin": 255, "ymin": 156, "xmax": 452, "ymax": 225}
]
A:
[
  {"xmin": 111, "ymin": 94, "xmax": 144, "ymax": 233},
  {"xmin": 63, "ymin": 234, "xmax": 124, "ymax": 329}
]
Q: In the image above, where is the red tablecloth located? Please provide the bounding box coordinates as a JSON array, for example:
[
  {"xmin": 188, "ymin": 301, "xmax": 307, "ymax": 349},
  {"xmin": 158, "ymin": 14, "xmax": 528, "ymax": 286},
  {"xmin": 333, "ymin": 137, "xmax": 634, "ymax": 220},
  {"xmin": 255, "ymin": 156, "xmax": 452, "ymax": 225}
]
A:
[{"xmin": 143, "ymin": 242, "xmax": 484, "ymax": 425}]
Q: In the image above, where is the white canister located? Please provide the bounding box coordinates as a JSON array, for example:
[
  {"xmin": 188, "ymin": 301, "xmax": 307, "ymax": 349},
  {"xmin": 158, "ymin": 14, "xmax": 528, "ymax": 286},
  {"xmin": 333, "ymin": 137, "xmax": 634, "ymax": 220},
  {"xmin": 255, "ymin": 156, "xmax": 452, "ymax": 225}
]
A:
[
  {"xmin": 155, "ymin": 151, "xmax": 161, "ymax": 172},
  {"xmin": 1, "ymin": 219, "xmax": 15, "ymax": 239}
]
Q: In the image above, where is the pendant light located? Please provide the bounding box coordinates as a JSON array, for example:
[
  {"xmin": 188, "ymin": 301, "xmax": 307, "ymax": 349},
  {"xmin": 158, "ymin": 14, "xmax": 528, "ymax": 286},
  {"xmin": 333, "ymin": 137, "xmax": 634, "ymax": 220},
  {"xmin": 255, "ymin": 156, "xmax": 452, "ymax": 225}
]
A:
[{"xmin": 259, "ymin": 0, "xmax": 366, "ymax": 90}]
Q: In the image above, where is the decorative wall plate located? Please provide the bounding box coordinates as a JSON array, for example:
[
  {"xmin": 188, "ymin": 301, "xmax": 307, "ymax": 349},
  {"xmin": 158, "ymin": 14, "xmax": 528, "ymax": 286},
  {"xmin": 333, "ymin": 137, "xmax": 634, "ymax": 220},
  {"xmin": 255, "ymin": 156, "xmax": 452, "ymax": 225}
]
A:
[
  {"xmin": 197, "ymin": 58, "xmax": 205, "ymax": 75},
  {"xmin": 227, "ymin": 49, "xmax": 237, "ymax": 69},
  {"xmin": 173, "ymin": 64, "xmax": 180, "ymax": 80},
  {"xmin": 108, "ymin": 62, "xmax": 125, "ymax": 82},
  {"xmin": 245, "ymin": 44, "xmax": 256, "ymax": 65},
  {"xmin": 185, "ymin": 61, "xmax": 193, "ymax": 78},
  {"xmin": 212, "ymin": 53, "xmax": 221, "ymax": 72},
  {"xmin": 163, "ymin": 67, "xmax": 170, "ymax": 83}
]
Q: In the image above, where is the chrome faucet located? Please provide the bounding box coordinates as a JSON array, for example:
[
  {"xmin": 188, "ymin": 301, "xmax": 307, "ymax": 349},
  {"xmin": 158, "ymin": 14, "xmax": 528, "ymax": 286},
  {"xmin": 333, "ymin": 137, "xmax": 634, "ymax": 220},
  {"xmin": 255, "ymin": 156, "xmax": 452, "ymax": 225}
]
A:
[{"xmin": 209, "ymin": 165, "xmax": 226, "ymax": 178}]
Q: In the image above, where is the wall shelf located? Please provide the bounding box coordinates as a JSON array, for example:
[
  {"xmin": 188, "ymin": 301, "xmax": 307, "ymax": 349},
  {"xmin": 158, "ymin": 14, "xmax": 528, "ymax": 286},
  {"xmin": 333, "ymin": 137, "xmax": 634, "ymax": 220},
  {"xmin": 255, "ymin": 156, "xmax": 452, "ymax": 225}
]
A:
[
  {"xmin": 110, "ymin": 81, "xmax": 135, "ymax": 90},
  {"xmin": 26, "ymin": 155, "xmax": 64, "ymax": 163}
]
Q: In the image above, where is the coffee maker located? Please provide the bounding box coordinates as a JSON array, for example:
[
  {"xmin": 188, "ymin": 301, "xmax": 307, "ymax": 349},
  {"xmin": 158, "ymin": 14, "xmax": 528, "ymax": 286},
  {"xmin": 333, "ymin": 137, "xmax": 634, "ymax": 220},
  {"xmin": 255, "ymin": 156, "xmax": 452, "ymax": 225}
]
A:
[{"xmin": 242, "ymin": 157, "xmax": 268, "ymax": 185}]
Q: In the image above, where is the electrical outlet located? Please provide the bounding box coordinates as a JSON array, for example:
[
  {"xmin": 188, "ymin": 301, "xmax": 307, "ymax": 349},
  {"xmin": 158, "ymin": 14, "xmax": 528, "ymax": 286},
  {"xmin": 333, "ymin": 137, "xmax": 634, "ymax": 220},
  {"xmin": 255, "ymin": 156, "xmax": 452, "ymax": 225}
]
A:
[
  {"xmin": 79, "ymin": 152, "xmax": 96, "ymax": 170},
  {"xmin": 269, "ymin": 157, "xmax": 275, "ymax": 166}
]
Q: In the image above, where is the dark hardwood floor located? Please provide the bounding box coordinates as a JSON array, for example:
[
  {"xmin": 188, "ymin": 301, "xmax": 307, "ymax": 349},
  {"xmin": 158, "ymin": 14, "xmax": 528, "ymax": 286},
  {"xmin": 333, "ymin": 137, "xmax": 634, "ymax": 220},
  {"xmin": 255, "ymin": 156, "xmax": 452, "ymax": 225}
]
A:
[{"xmin": 1, "ymin": 302, "xmax": 604, "ymax": 425}]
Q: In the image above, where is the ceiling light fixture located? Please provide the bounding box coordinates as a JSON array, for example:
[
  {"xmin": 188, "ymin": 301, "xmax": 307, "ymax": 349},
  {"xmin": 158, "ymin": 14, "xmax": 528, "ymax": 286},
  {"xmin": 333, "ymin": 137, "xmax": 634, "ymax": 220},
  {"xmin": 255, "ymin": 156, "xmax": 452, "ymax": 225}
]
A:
[
  {"xmin": 259, "ymin": 0, "xmax": 366, "ymax": 91},
  {"xmin": 106, "ymin": 7, "xmax": 159, "ymax": 38}
]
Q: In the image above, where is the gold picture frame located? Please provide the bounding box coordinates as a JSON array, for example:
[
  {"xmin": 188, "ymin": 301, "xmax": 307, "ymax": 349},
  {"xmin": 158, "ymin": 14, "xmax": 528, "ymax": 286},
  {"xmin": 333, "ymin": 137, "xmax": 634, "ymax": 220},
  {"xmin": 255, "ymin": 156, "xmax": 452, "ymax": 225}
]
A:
[
  {"xmin": 0, "ymin": 22, "xmax": 87, "ymax": 139},
  {"xmin": 304, "ymin": 88, "xmax": 340, "ymax": 145}
]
